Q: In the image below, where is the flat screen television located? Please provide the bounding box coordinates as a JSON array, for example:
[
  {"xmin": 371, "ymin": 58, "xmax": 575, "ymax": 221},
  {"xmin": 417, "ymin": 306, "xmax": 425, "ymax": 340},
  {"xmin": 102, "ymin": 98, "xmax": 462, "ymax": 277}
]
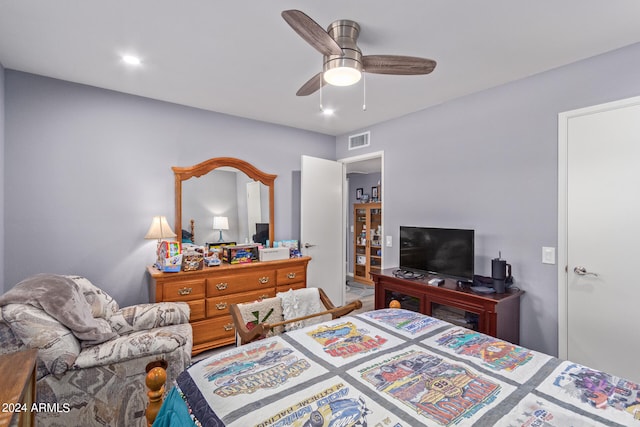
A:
[
  {"xmin": 399, "ymin": 226, "xmax": 474, "ymax": 281},
  {"xmin": 253, "ymin": 223, "xmax": 269, "ymax": 245}
]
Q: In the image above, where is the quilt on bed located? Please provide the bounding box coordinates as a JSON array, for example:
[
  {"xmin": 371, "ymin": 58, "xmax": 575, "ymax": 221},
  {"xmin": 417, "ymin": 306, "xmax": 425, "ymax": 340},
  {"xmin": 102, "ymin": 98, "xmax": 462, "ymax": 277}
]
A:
[{"xmin": 159, "ymin": 309, "xmax": 640, "ymax": 426}]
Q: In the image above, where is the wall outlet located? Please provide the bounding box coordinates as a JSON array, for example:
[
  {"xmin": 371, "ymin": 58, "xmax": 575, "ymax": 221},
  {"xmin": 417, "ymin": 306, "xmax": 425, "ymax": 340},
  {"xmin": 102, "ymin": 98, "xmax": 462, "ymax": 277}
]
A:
[
  {"xmin": 386, "ymin": 236, "xmax": 392, "ymax": 247},
  {"xmin": 542, "ymin": 247, "xmax": 556, "ymax": 264}
]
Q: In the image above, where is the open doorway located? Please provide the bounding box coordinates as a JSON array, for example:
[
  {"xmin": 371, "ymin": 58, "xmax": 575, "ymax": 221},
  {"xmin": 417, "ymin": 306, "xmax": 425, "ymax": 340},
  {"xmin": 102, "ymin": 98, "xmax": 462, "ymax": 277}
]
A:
[{"xmin": 339, "ymin": 152, "xmax": 383, "ymax": 307}]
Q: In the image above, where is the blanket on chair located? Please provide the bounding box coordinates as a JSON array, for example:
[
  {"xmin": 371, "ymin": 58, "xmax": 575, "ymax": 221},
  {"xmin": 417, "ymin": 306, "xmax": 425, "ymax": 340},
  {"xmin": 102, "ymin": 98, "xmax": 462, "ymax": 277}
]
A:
[
  {"xmin": 277, "ymin": 288, "xmax": 332, "ymax": 331},
  {"xmin": 0, "ymin": 274, "xmax": 117, "ymax": 345}
]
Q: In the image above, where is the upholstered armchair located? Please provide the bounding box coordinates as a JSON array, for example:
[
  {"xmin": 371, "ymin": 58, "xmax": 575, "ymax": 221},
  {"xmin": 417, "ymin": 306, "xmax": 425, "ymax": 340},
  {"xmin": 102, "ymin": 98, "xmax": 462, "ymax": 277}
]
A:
[{"xmin": 0, "ymin": 274, "xmax": 192, "ymax": 427}]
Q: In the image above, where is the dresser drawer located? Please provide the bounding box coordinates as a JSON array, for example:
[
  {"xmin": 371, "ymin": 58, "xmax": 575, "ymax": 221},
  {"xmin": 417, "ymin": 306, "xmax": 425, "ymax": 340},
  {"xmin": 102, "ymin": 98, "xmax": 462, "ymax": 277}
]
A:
[
  {"xmin": 162, "ymin": 279, "xmax": 206, "ymax": 302},
  {"xmin": 206, "ymin": 270, "xmax": 277, "ymax": 296},
  {"xmin": 187, "ymin": 300, "xmax": 206, "ymax": 321},
  {"xmin": 276, "ymin": 265, "xmax": 306, "ymax": 286},
  {"xmin": 191, "ymin": 316, "xmax": 235, "ymax": 346},
  {"xmin": 206, "ymin": 289, "xmax": 276, "ymax": 318}
]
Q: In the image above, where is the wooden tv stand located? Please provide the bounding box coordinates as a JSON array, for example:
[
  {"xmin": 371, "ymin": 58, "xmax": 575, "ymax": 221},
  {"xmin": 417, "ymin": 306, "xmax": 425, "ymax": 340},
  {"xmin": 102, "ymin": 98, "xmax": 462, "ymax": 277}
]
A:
[{"xmin": 371, "ymin": 269, "xmax": 524, "ymax": 344}]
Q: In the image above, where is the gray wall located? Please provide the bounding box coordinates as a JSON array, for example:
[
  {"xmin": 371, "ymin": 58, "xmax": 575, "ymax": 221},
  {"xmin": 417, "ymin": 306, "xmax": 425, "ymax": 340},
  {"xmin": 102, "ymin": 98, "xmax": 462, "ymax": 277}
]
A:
[
  {"xmin": 4, "ymin": 71, "xmax": 334, "ymax": 307},
  {"xmin": 0, "ymin": 62, "xmax": 4, "ymax": 294},
  {"xmin": 336, "ymin": 42, "xmax": 640, "ymax": 357}
]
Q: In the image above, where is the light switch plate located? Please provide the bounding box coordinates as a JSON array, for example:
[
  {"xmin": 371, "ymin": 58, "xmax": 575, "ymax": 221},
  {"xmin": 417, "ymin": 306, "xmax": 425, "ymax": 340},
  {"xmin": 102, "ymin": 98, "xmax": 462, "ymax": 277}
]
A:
[
  {"xmin": 542, "ymin": 247, "xmax": 556, "ymax": 264},
  {"xmin": 386, "ymin": 236, "xmax": 392, "ymax": 247}
]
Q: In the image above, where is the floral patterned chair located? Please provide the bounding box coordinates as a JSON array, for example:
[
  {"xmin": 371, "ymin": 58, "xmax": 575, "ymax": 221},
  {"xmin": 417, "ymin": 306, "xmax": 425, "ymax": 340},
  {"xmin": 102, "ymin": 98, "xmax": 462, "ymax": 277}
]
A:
[{"xmin": 0, "ymin": 274, "xmax": 192, "ymax": 427}]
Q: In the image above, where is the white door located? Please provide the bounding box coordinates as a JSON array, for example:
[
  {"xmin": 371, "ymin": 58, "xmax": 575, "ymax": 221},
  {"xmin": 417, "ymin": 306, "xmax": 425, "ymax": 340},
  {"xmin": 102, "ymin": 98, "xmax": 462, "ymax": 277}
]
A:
[
  {"xmin": 246, "ymin": 181, "xmax": 261, "ymax": 236},
  {"xmin": 301, "ymin": 155, "xmax": 345, "ymax": 306},
  {"xmin": 559, "ymin": 96, "xmax": 640, "ymax": 382}
]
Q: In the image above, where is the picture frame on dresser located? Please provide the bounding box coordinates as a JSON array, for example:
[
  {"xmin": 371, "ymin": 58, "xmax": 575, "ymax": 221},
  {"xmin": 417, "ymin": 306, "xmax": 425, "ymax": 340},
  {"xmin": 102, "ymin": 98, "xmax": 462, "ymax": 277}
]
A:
[{"xmin": 206, "ymin": 242, "xmax": 236, "ymax": 250}]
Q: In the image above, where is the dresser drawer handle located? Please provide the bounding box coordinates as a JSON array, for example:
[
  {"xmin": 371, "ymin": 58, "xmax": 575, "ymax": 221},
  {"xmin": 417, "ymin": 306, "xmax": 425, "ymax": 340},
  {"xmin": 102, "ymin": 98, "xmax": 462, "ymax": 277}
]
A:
[
  {"xmin": 223, "ymin": 323, "xmax": 234, "ymax": 331},
  {"xmin": 258, "ymin": 276, "xmax": 270, "ymax": 284},
  {"xmin": 216, "ymin": 282, "xmax": 228, "ymax": 291},
  {"xmin": 177, "ymin": 287, "xmax": 192, "ymax": 296},
  {"xmin": 287, "ymin": 272, "xmax": 297, "ymax": 279},
  {"xmin": 215, "ymin": 302, "xmax": 228, "ymax": 310}
]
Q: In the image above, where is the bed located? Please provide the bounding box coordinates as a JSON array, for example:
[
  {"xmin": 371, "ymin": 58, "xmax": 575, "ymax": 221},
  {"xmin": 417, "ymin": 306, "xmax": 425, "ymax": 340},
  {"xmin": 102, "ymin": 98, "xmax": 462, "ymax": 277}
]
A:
[{"xmin": 151, "ymin": 308, "xmax": 640, "ymax": 426}]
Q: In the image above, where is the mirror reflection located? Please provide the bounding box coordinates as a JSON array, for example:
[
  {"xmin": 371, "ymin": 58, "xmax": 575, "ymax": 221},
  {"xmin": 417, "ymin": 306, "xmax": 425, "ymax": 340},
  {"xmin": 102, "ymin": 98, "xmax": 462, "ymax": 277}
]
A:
[
  {"xmin": 181, "ymin": 169, "xmax": 270, "ymax": 245},
  {"xmin": 173, "ymin": 157, "xmax": 276, "ymax": 248}
]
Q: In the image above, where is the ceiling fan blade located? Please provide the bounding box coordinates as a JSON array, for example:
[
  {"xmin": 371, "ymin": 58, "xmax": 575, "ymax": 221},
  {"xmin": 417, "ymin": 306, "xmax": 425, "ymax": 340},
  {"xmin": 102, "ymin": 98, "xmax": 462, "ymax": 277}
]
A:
[
  {"xmin": 282, "ymin": 10, "xmax": 343, "ymax": 56},
  {"xmin": 296, "ymin": 72, "xmax": 326, "ymax": 96},
  {"xmin": 362, "ymin": 55, "xmax": 437, "ymax": 75}
]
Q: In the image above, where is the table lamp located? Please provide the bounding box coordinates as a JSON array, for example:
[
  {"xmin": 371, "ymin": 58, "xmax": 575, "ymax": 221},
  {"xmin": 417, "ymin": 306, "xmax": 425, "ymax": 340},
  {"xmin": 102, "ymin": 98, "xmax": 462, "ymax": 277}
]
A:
[
  {"xmin": 213, "ymin": 216, "xmax": 229, "ymax": 242},
  {"xmin": 145, "ymin": 216, "xmax": 177, "ymax": 243}
]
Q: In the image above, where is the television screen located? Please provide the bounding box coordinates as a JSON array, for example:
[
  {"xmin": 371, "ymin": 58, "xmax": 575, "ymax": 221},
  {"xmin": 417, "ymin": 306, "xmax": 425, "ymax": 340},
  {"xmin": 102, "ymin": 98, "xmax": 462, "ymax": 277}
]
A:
[
  {"xmin": 253, "ymin": 223, "xmax": 269, "ymax": 245},
  {"xmin": 399, "ymin": 226, "xmax": 474, "ymax": 280}
]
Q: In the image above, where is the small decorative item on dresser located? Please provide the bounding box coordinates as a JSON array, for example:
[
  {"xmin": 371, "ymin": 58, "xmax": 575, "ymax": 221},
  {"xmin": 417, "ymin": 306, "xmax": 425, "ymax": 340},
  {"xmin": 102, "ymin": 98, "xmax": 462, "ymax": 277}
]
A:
[
  {"xmin": 182, "ymin": 250, "xmax": 204, "ymax": 271},
  {"xmin": 204, "ymin": 249, "xmax": 221, "ymax": 267},
  {"xmin": 259, "ymin": 247, "xmax": 290, "ymax": 261},
  {"xmin": 222, "ymin": 244, "xmax": 260, "ymax": 264},
  {"xmin": 155, "ymin": 241, "xmax": 183, "ymax": 272}
]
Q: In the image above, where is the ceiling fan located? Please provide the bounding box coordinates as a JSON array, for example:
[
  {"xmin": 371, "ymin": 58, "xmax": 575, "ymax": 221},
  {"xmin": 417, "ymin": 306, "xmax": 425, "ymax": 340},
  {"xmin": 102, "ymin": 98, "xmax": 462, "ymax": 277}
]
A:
[{"xmin": 282, "ymin": 9, "xmax": 437, "ymax": 96}]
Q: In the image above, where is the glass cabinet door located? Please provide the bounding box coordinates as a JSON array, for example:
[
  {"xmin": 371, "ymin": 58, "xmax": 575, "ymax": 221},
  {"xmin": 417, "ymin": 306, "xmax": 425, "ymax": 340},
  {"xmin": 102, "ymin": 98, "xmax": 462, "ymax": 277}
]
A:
[
  {"xmin": 353, "ymin": 203, "xmax": 382, "ymax": 285},
  {"xmin": 429, "ymin": 302, "xmax": 479, "ymax": 331},
  {"xmin": 354, "ymin": 207, "xmax": 368, "ymax": 281},
  {"xmin": 384, "ymin": 289, "xmax": 421, "ymax": 313},
  {"xmin": 369, "ymin": 207, "xmax": 382, "ymax": 274}
]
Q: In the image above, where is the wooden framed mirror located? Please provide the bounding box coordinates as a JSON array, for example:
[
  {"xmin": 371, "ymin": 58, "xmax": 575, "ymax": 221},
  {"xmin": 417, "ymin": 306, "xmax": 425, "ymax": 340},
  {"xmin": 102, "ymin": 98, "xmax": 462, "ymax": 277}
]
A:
[{"xmin": 173, "ymin": 157, "xmax": 276, "ymax": 246}]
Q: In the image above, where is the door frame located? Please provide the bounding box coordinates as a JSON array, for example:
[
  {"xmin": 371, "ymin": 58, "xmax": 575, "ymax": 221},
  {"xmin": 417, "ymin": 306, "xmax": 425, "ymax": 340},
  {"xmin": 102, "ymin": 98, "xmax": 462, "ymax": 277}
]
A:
[
  {"xmin": 557, "ymin": 95, "xmax": 640, "ymax": 359},
  {"xmin": 338, "ymin": 151, "xmax": 385, "ymax": 277}
]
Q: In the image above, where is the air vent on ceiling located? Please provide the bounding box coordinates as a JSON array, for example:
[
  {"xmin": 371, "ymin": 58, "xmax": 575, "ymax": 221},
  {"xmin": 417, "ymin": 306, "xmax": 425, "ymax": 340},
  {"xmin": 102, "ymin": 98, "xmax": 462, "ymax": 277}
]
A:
[{"xmin": 348, "ymin": 131, "xmax": 370, "ymax": 150}]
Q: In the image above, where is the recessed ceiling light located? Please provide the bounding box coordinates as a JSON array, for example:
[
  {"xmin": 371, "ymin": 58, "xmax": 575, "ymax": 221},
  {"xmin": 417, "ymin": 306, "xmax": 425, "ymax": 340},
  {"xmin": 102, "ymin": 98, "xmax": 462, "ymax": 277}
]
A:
[{"xmin": 122, "ymin": 55, "xmax": 142, "ymax": 66}]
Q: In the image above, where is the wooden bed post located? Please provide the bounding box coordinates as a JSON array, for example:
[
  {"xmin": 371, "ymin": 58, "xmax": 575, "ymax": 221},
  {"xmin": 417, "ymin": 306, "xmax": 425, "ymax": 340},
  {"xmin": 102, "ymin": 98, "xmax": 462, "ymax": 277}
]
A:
[{"xmin": 145, "ymin": 360, "xmax": 168, "ymax": 426}]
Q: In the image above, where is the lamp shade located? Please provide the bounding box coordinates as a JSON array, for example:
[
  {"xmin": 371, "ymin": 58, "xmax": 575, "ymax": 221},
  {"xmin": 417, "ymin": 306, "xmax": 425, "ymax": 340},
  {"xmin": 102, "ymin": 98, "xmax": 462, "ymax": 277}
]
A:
[
  {"xmin": 323, "ymin": 56, "xmax": 362, "ymax": 87},
  {"xmin": 213, "ymin": 216, "xmax": 229, "ymax": 230},
  {"xmin": 323, "ymin": 66, "xmax": 362, "ymax": 86},
  {"xmin": 144, "ymin": 216, "xmax": 177, "ymax": 240}
]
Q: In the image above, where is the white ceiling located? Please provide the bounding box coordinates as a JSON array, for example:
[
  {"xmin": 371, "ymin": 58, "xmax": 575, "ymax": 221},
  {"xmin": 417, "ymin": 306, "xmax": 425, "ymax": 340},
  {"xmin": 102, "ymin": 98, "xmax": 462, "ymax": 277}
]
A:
[{"xmin": 1, "ymin": 1, "xmax": 640, "ymax": 136}]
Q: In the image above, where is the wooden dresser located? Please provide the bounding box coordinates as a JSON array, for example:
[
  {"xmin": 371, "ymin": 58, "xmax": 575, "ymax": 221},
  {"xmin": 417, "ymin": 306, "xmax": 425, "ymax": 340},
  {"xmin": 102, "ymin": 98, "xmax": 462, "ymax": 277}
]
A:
[{"xmin": 148, "ymin": 256, "xmax": 310, "ymax": 354}]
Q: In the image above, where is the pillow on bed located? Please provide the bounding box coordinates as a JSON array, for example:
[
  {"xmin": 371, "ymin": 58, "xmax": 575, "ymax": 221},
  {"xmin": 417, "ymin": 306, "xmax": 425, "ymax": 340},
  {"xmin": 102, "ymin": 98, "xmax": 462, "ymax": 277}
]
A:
[{"xmin": 236, "ymin": 296, "xmax": 284, "ymax": 337}]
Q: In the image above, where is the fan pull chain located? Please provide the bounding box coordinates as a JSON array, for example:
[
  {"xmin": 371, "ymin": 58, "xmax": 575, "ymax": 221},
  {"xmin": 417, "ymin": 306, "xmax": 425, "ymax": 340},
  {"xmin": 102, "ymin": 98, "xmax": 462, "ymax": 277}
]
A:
[
  {"xmin": 319, "ymin": 75, "xmax": 324, "ymax": 112},
  {"xmin": 362, "ymin": 72, "xmax": 367, "ymax": 111}
]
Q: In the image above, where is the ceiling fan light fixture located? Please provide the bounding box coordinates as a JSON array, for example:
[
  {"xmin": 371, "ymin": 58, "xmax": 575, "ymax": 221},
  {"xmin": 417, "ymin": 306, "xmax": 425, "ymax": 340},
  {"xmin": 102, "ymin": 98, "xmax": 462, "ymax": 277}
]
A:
[
  {"xmin": 283, "ymin": 11, "xmax": 437, "ymax": 96},
  {"xmin": 324, "ymin": 66, "xmax": 361, "ymax": 86},
  {"xmin": 323, "ymin": 56, "xmax": 362, "ymax": 86}
]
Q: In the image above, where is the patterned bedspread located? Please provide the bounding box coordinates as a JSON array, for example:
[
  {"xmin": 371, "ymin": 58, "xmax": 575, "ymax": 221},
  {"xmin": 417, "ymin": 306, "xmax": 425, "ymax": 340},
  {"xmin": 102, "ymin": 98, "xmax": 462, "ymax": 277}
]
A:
[{"xmin": 163, "ymin": 309, "xmax": 640, "ymax": 426}]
